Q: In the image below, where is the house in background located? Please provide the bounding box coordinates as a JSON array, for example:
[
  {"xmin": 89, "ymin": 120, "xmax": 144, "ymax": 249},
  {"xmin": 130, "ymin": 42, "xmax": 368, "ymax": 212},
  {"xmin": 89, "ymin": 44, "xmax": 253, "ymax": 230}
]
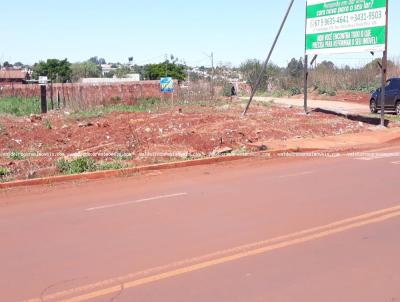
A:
[
  {"xmin": 0, "ymin": 70, "xmax": 30, "ymax": 85},
  {"xmin": 100, "ymin": 64, "xmax": 117, "ymax": 76}
]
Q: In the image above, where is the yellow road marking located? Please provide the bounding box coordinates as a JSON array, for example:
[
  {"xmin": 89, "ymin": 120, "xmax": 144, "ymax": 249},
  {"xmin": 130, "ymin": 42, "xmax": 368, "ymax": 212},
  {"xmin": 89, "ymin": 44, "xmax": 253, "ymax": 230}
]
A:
[{"xmin": 23, "ymin": 204, "xmax": 400, "ymax": 302}]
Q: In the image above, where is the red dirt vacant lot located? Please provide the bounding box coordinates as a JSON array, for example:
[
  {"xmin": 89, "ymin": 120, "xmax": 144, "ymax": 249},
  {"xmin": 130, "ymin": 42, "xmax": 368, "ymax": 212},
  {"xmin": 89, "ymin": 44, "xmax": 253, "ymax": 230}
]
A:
[{"xmin": 0, "ymin": 101, "xmax": 372, "ymax": 181}]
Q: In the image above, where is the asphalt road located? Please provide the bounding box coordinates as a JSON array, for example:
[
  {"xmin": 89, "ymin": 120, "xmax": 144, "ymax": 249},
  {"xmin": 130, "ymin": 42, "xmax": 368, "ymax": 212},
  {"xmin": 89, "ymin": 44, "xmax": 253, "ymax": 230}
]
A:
[{"xmin": 1, "ymin": 144, "xmax": 400, "ymax": 302}]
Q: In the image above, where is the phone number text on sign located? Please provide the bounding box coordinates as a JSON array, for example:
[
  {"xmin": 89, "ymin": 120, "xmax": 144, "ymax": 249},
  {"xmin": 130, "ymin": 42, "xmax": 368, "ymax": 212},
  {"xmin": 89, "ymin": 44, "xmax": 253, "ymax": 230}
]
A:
[
  {"xmin": 310, "ymin": 11, "xmax": 382, "ymax": 29},
  {"xmin": 306, "ymin": 0, "xmax": 387, "ymax": 54}
]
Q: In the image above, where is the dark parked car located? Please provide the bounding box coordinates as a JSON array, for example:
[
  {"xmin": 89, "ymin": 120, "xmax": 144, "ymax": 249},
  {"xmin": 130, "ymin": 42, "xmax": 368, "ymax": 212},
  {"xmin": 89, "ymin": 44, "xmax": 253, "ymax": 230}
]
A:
[{"xmin": 370, "ymin": 78, "xmax": 400, "ymax": 115}]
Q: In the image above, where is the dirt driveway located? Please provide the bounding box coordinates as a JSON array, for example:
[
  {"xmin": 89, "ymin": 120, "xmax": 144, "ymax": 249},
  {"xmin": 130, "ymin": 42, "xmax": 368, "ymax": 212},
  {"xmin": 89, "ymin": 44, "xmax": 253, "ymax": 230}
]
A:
[{"xmin": 246, "ymin": 97, "xmax": 370, "ymax": 114}]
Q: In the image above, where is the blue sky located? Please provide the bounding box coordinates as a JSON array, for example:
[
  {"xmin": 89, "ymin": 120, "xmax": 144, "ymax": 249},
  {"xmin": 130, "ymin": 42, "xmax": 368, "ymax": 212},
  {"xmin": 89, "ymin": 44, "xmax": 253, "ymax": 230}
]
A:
[{"xmin": 2, "ymin": 0, "xmax": 399, "ymax": 67}]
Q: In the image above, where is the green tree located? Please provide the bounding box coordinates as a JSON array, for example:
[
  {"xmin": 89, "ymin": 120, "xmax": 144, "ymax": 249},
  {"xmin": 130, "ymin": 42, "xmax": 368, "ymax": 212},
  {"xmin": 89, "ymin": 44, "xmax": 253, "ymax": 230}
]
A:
[
  {"xmin": 114, "ymin": 66, "xmax": 132, "ymax": 78},
  {"xmin": 71, "ymin": 61, "xmax": 102, "ymax": 82},
  {"xmin": 316, "ymin": 60, "xmax": 335, "ymax": 71},
  {"xmin": 187, "ymin": 71, "xmax": 201, "ymax": 82},
  {"xmin": 144, "ymin": 60, "xmax": 186, "ymax": 81},
  {"xmin": 239, "ymin": 59, "xmax": 280, "ymax": 91},
  {"xmin": 89, "ymin": 56, "xmax": 106, "ymax": 65},
  {"xmin": 3, "ymin": 61, "xmax": 12, "ymax": 68},
  {"xmin": 103, "ymin": 71, "xmax": 115, "ymax": 78},
  {"xmin": 132, "ymin": 64, "xmax": 145, "ymax": 80},
  {"xmin": 363, "ymin": 58, "xmax": 395, "ymax": 76},
  {"xmin": 32, "ymin": 59, "xmax": 72, "ymax": 83},
  {"xmin": 287, "ymin": 58, "xmax": 304, "ymax": 79}
]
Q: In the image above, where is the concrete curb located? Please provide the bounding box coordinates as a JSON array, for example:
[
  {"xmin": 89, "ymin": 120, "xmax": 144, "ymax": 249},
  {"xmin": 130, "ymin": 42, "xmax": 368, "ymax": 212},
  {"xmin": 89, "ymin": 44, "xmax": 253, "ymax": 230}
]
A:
[
  {"xmin": 1, "ymin": 133, "xmax": 399, "ymax": 190},
  {"xmin": 0, "ymin": 149, "xmax": 312, "ymax": 190},
  {"xmin": 0, "ymin": 154, "xmax": 249, "ymax": 189}
]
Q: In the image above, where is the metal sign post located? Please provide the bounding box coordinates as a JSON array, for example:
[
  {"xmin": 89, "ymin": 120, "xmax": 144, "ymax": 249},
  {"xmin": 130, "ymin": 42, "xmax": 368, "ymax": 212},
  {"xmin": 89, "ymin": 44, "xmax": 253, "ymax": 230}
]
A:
[
  {"xmin": 380, "ymin": 0, "xmax": 389, "ymax": 127},
  {"xmin": 304, "ymin": 3, "xmax": 308, "ymax": 114},
  {"xmin": 304, "ymin": 54, "xmax": 308, "ymax": 113}
]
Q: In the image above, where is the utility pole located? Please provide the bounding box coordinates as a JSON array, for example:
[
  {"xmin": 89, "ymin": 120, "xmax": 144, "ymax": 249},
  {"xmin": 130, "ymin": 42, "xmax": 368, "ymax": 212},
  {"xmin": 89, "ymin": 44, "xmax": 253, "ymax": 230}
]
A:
[
  {"xmin": 202, "ymin": 51, "xmax": 215, "ymax": 98},
  {"xmin": 165, "ymin": 54, "xmax": 168, "ymax": 77},
  {"xmin": 211, "ymin": 52, "xmax": 215, "ymax": 98},
  {"xmin": 187, "ymin": 67, "xmax": 191, "ymax": 102},
  {"xmin": 242, "ymin": 0, "xmax": 295, "ymax": 116}
]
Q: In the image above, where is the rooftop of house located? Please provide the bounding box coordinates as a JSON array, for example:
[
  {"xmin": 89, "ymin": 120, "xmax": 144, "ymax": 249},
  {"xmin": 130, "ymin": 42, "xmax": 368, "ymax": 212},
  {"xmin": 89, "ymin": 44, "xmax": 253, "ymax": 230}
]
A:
[{"xmin": 0, "ymin": 70, "xmax": 29, "ymax": 79}]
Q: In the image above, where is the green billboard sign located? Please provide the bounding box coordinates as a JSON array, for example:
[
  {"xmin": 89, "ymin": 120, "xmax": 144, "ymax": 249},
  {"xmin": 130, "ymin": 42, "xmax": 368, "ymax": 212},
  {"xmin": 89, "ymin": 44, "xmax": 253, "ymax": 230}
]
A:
[{"xmin": 306, "ymin": 0, "xmax": 387, "ymax": 55}]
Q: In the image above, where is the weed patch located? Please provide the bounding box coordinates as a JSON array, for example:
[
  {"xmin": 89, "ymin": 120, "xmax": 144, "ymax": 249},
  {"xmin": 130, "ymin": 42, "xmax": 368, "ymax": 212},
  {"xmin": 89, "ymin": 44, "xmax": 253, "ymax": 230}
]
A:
[
  {"xmin": 9, "ymin": 150, "xmax": 25, "ymax": 160},
  {"xmin": 0, "ymin": 166, "xmax": 9, "ymax": 177},
  {"xmin": 57, "ymin": 157, "xmax": 97, "ymax": 174},
  {"xmin": 57, "ymin": 157, "xmax": 127, "ymax": 175},
  {"xmin": 70, "ymin": 98, "xmax": 162, "ymax": 119},
  {"xmin": 0, "ymin": 97, "xmax": 41, "ymax": 116},
  {"xmin": 98, "ymin": 161, "xmax": 125, "ymax": 171},
  {"xmin": 44, "ymin": 119, "xmax": 52, "ymax": 129}
]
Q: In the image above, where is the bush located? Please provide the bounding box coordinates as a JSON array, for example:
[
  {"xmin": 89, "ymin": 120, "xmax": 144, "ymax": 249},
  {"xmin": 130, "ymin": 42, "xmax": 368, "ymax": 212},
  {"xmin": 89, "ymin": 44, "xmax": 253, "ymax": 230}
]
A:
[
  {"xmin": 326, "ymin": 88, "xmax": 337, "ymax": 96},
  {"xmin": 288, "ymin": 87, "xmax": 301, "ymax": 96},
  {"xmin": 57, "ymin": 157, "xmax": 97, "ymax": 174},
  {"xmin": 272, "ymin": 90, "xmax": 286, "ymax": 97},
  {"xmin": 317, "ymin": 87, "xmax": 336, "ymax": 96},
  {"xmin": 317, "ymin": 86, "xmax": 326, "ymax": 95},
  {"xmin": 354, "ymin": 84, "xmax": 379, "ymax": 93},
  {"xmin": 222, "ymin": 83, "xmax": 233, "ymax": 97}
]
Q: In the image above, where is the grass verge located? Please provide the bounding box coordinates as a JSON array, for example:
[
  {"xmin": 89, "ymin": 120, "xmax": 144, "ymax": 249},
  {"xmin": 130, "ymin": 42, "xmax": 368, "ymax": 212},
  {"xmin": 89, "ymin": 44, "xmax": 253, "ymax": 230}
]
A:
[
  {"xmin": 70, "ymin": 98, "xmax": 163, "ymax": 119},
  {"xmin": 70, "ymin": 98, "xmax": 232, "ymax": 119},
  {"xmin": 0, "ymin": 97, "xmax": 41, "ymax": 116}
]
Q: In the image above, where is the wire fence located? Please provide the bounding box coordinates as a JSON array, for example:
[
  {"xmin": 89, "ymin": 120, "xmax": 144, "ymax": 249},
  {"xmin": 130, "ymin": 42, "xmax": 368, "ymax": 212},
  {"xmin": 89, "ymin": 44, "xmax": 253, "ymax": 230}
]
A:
[{"xmin": 0, "ymin": 78, "xmax": 239, "ymax": 114}]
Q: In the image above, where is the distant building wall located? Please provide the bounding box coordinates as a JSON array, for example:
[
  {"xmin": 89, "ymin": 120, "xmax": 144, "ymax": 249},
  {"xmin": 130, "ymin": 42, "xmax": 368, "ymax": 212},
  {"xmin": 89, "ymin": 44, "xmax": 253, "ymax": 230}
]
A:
[
  {"xmin": 0, "ymin": 81, "xmax": 179, "ymax": 110},
  {"xmin": 80, "ymin": 75, "xmax": 140, "ymax": 84}
]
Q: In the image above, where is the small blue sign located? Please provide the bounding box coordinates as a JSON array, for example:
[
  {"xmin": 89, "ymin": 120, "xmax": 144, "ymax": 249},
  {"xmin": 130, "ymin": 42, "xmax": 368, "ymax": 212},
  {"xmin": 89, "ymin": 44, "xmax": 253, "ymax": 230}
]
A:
[{"xmin": 160, "ymin": 77, "xmax": 174, "ymax": 93}]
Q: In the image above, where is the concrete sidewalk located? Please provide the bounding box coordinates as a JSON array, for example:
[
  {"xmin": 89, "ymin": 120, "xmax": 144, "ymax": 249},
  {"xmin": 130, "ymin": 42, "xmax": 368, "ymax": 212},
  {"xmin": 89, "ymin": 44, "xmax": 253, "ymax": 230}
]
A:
[
  {"xmin": 265, "ymin": 127, "xmax": 400, "ymax": 151},
  {"xmin": 247, "ymin": 96, "xmax": 370, "ymax": 115}
]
